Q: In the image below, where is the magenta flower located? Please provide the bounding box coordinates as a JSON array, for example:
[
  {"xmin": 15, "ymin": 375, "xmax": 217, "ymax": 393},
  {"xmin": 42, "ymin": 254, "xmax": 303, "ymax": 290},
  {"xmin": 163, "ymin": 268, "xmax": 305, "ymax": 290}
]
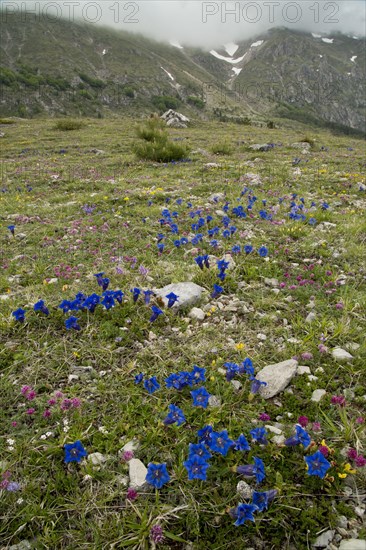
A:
[
  {"xmin": 318, "ymin": 445, "xmax": 329, "ymax": 457},
  {"xmin": 126, "ymin": 487, "xmax": 138, "ymax": 500},
  {"xmin": 301, "ymin": 352, "xmax": 313, "ymax": 361},
  {"xmin": 312, "ymin": 422, "xmax": 321, "ymax": 432},
  {"xmin": 331, "ymin": 395, "xmax": 346, "ymax": 407},
  {"xmin": 298, "ymin": 416, "xmax": 309, "ymax": 428},
  {"xmin": 355, "ymin": 417, "xmax": 364, "ymax": 424},
  {"xmin": 355, "ymin": 456, "xmax": 366, "ymax": 467},
  {"xmin": 26, "ymin": 408, "xmax": 35, "ymax": 415},
  {"xmin": 347, "ymin": 448, "xmax": 358, "ymax": 460},
  {"xmin": 258, "ymin": 413, "xmax": 271, "ymax": 421},
  {"xmin": 122, "ymin": 450, "xmax": 134, "ymax": 462}
]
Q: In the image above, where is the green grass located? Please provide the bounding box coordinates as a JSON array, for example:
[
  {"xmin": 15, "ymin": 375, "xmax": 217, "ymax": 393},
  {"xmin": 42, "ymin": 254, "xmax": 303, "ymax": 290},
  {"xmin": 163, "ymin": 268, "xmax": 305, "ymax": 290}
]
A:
[{"xmin": 0, "ymin": 117, "xmax": 365, "ymax": 549}]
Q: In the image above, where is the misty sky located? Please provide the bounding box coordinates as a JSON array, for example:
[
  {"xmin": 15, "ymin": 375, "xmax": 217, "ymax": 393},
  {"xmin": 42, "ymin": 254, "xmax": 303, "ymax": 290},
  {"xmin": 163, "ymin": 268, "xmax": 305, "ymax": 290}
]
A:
[{"xmin": 4, "ymin": 1, "xmax": 366, "ymax": 47}]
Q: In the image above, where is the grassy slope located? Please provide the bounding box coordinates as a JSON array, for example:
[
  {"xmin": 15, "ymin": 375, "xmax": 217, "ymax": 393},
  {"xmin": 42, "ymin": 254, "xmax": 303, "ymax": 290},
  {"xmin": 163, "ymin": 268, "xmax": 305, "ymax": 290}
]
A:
[{"xmin": 0, "ymin": 117, "xmax": 365, "ymax": 549}]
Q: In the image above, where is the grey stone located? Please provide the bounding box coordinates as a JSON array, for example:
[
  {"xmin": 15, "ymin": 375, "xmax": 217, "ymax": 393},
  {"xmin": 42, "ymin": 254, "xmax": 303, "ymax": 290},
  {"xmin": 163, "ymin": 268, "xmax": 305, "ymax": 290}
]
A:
[
  {"xmin": 188, "ymin": 307, "xmax": 205, "ymax": 321},
  {"xmin": 128, "ymin": 458, "xmax": 147, "ymax": 489},
  {"xmin": 264, "ymin": 277, "xmax": 279, "ymax": 288},
  {"xmin": 154, "ymin": 282, "xmax": 205, "ymax": 309},
  {"xmin": 88, "ymin": 452, "xmax": 106, "ymax": 466},
  {"xmin": 71, "ymin": 366, "xmax": 96, "ymax": 379},
  {"xmin": 237, "ymin": 480, "xmax": 253, "ymax": 499},
  {"xmin": 9, "ymin": 542, "xmax": 31, "ymax": 550},
  {"xmin": 272, "ymin": 434, "xmax": 286, "ymax": 445},
  {"xmin": 231, "ymin": 380, "xmax": 242, "ymax": 391},
  {"xmin": 121, "ymin": 439, "xmax": 140, "ymax": 454},
  {"xmin": 336, "ymin": 516, "xmax": 348, "ymax": 529},
  {"xmin": 311, "ymin": 389, "xmax": 326, "ymax": 402},
  {"xmin": 256, "ymin": 359, "xmax": 298, "ymax": 399},
  {"xmin": 312, "ymin": 530, "xmax": 335, "ymax": 548},
  {"xmin": 208, "ymin": 395, "xmax": 221, "ymax": 408},
  {"xmin": 208, "ymin": 192, "xmax": 225, "ymax": 202},
  {"xmin": 306, "ymin": 311, "xmax": 317, "ymax": 323},
  {"xmin": 332, "ymin": 347, "xmax": 353, "ymax": 362},
  {"xmin": 339, "ymin": 541, "xmax": 366, "ymax": 550},
  {"xmin": 298, "ymin": 365, "xmax": 311, "ymax": 375}
]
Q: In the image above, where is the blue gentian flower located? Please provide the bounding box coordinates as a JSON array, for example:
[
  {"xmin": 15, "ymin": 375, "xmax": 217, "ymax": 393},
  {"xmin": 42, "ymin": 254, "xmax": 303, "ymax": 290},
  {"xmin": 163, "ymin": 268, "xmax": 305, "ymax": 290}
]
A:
[
  {"xmin": 134, "ymin": 372, "xmax": 144, "ymax": 384},
  {"xmin": 223, "ymin": 362, "xmax": 239, "ymax": 382},
  {"xmin": 157, "ymin": 243, "xmax": 165, "ymax": 253},
  {"xmin": 250, "ymin": 427, "xmax": 268, "ymax": 445},
  {"xmin": 208, "ymin": 430, "xmax": 233, "ymax": 456},
  {"xmin": 230, "ymin": 503, "xmax": 258, "ymax": 526},
  {"xmin": 222, "ymin": 229, "xmax": 231, "ymax": 238},
  {"xmin": 101, "ymin": 277, "xmax": 110, "ymax": 291},
  {"xmin": 64, "ymin": 440, "xmax": 87, "ymax": 463},
  {"xmin": 244, "ymin": 245, "xmax": 253, "ymax": 254},
  {"xmin": 217, "ymin": 271, "xmax": 226, "ymax": 282},
  {"xmin": 239, "ymin": 358, "xmax": 254, "ymax": 376},
  {"xmin": 250, "ymin": 378, "xmax": 267, "ymax": 394},
  {"xmin": 184, "ymin": 454, "xmax": 210, "ymax": 481},
  {"xmin": 194, "ymin": 256, "xmax": 204, "ymax": 270},
  {"xmin": 94, "ymin": 272, "xmax": 104, "ymax": 285},
  {"xmin": 211, "ymin": 284, "xmax": 223, "ymax": 298},
  {"xmin": 308, "ymin": 217, "xmax": 317, "ymax": 225},
  {"xmin": 174, "ymin": 239, "xmax": 181, "ymax": 247},
  {"xmin": 304, "ymin": 450, "xmax": 331, "ymax": 479},
  {"xmin": 188, "ymin": 443, "xmax": 212, "ymax": 461},
  {"xmin": 206, "ymin": 215, "xmax": 213, "ymax": 223},
  {"xmin": 258, "ymin": 246, "xmax": 268, "ymax": 257},
  {"xmin": 65, "ymin": 316, "xmax": 81, "ymax": 330},
  {"xmin": 191, "ymin": 387, "xmax": 210, "ymax": 408},
  {"xmin": 191, "ymin": 365, "xmax": 206, "ymax": 385},
  {"xmin": 163, "ymin": 404, "xmax": 186, "ymax": 426},
  {"xmin": 166, "ymin": 292, "xmax": 179, "ymax": 308},
  {"xmin": 7, "ymin": 224, "xmax": 15, "ymax": 235},
  {"xmin": 252, "ymin": 489, "xmax": 277, "ymax": 512},
  {"xmin": 12, "ymin": 308, "xmax": 26, "ymax": 322},
  {"xmin": 232, "ymin": 245, "xmax": 241, "ymax": 254},
  {"xmin": 150, "ymin": 306, "xmax": 163, "ymax": 322},
  {"xmin": 34, "ymin": 300, "xmax": 49, "ymax": 316},
  {"xmin": 180, "ymin": 237, "xmax": 188, "ymax": 245},
  {"xmin": 234, "ymin": 434, "xmax": 251, "ymax": 452},
  {"xmin": 143, "ymin": 290, "xmax": 154, "ymax": 305},
  {"xmin": 176, "ymin": 198, "xmax": 183, "ymax": 205},
  {"xmin": 58, "ymin": 300, "xmax": 72, "ymax": 313},
  {"xmin": 285, "ymin": 425, "xmax": 311, "ymax": 449},
  {"xmin": 83, "ymin": 294, "xmax": 100, "ymax": 313},
  {"xmin": 144, "ymin": 376, "xmax": 160, "ymax": 394},
  {"xmin": 101, "ymin": 294, "xmax": 115, "ymax": 310},
  {"xmin": 157, "ymin": 233, "xmax": 165, "ymax": 243},
  {"xmin": 146, "ymin": 463, "xmax": 170, "ymax": 489},
  {"xmin": 237, "ymin": 456, "xmax": 266, "ymax": 483},
  {"xmin": 197, "ymin": 425, "xmax": 213, "ymax": 445},
  {"xmin": 113, "ymin": 290, "xmax": 124, "ymax": 304},
  {"xmin": 131, "ymin": 287, "xmax": 140, "ymax": 303},
  {"xmin": 217, "ymin": 259, "xmax": 229, "ymax": 272},
  {"xmin": 210, "ymin": 239, "xmax": 218, "ymax": 248}
]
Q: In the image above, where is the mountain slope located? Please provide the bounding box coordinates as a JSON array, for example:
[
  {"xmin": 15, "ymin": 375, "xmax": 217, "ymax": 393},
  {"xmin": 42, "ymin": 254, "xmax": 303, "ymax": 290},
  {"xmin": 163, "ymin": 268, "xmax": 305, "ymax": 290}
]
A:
[{"xmin": 0, "ymin": 14, "xmax": 365, "ymax": 132}]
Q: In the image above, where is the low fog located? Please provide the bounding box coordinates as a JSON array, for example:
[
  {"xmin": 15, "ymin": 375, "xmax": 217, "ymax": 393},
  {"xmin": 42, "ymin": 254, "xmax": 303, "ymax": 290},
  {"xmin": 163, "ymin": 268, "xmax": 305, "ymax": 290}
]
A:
[{"xmin": 3, "ymin": 1, "xmax": 366, "ymax": 47}]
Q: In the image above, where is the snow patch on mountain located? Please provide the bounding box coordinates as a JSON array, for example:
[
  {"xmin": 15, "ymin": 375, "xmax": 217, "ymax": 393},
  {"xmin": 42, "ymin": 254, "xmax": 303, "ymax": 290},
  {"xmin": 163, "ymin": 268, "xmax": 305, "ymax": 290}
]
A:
[
  {"xmin": 350, "ymin": 56, "xmax": 357, "ymax": 62},
  {"xmin": 232, "ymin": 67, "xmax": 242, "ymax": 76},
  {"xmin": 322, "ymin": 38, "xmax": 334, "ymax": 44},
  {"xmin": 161, "ymin": 67, "xmax": 174, "ymax": 81},
  {"xmin": 210, "ymin": 50, "xmax": 246, "ymax": 64},
  {"xmin": 251, "ymin": 40, "xmax": 264, "ymax": 48},
  {"xmin": 224, "ymin": 42, "xmax": 239, "ymax": 56},
  {"xmin": 170, "ymin": 41, "xmax": 183, "ymax": 49}
]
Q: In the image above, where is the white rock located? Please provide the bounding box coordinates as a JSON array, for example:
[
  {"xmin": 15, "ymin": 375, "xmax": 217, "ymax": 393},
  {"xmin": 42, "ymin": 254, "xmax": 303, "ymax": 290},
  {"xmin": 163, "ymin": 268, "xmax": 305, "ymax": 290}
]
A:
[
  {"xmin": 256, "ymin": 359, "xmax": 298, "ymax": 399},
  {"xmin": 128, "ymin": 458, "xmax": 147, "ymax": 489},
  {"xmin": 154, "ymin": 282, "xmax": 205, "ymax": 309},
  {"xmin": 265, "ymin": 425, "xmax": 282, "ymax": 435},
  {"xmin": 88, "ymin": 452, "xmax": 106, "ymax": 466},
  {"xmin": 339, "ymin": 541, "xmax": 366, "ymax": 550},
  {"xmin": 312, "ymin": 530, "xmax": 335, "ymax": 548},
  {"xmin": 306, "ymin": 311, "xmax": 317, "ymax": 323},
  {"xmin": 121, "ymin": 439, "xmax": 140, "ymax": 453},
  {"xmin": 308, "ymin": 375, "xmax": 318, "ymax": 382},
  {"xmin": 298, "ymin": 365, "xmax": 311, "ymax": 375},
  {"xmin": 231, "ymin": 380, "xmax": 242, "ymax": 391},
  {"xmin": 188, "ymin": 307, "xmax": 205, "ymax": 321},
  {"xmin": 209, "ymin": 192, "xmax": 225, "ymax": 202},
  {"xmin": 208, "ymin": 395, "xmax": 221, "ymax": 408},
  {"xmin": 264, "ymin": 277, "xmax": 279, "ymax": 288},
  {"xmin": 0, "ymin": 294, "xmax": 9, "ymax": 300},
  {"xmin": 257, "ymin": 333, "xmax": 267, "ymax": 341},
  {"xmin": 68, "ymin": 374, "xmax": 79, "ymax": 383},
  {"xmin": 272, "ymin": 434, "xmax": 286, "ymax": 445},
  {"xmin": 237, "ymin": 480, "xmax": 253, "ymax": 499},
  {"xmin": 311, "ymin": 389, "xmax": 326, "ymax": 402},
  {"xmin": 332, "ymin": 347, "xmax": 353, "ymax": 362}
]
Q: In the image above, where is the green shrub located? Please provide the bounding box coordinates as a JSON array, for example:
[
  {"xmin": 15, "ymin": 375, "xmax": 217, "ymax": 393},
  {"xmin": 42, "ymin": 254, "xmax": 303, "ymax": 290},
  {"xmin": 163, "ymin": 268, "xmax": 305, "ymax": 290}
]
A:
[
  {"xmin": 211, "ymin": 141, "xmax": 233, "ymax": 155},
  {"xmin": 188, "ymin": 96, "xmax": 205, "ymax": 109},
  {"xmin": 54, "ymin": 119, "xmax": 84, "ymax": 131},
  {"xmin": 136, "ymin": 117, "xmax": 167, "ymax": 143},
  {"xmin": 152, "ymin": 95, "xmax": 180, "ymax": 112},
  {"xmin": 133, "ymin": 140, "xmax": 189, "ymax": 163},
  {"xmin": 0, "ymin": 118, "xmax": 16, "ymax": 124}
]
